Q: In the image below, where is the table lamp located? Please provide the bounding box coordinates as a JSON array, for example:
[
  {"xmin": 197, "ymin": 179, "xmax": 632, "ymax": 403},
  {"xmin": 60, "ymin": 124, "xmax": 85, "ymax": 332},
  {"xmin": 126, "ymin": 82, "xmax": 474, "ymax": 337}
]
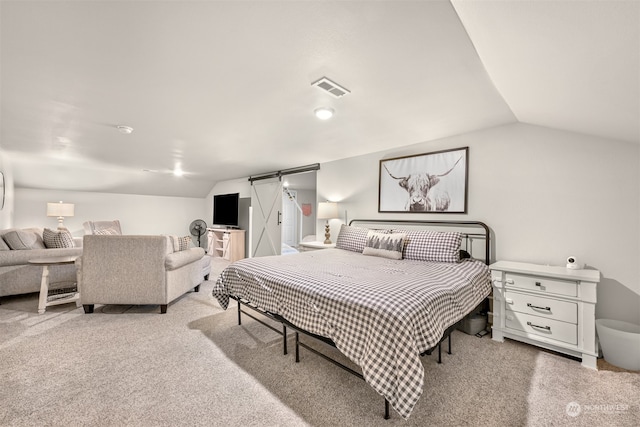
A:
[
  {"xmin": 47, "ymin": 201, "xmax": 75, "ymax": 229},
  {"xmin": 317, "ymin": 201, "xmax": 339, "ymax": 244}
]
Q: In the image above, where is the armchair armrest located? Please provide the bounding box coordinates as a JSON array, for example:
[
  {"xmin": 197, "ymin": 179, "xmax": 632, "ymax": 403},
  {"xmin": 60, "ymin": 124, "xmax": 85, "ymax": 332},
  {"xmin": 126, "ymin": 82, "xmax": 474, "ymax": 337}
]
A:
[{"xmin": 165, "ymin": 247, "xmax": 205, "ymax": 271}]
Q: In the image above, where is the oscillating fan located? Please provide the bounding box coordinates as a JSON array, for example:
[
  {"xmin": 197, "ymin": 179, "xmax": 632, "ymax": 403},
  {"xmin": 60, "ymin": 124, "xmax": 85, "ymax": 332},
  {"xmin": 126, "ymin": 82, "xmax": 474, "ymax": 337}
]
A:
[{"xmin": 189, "ymin": 219, "xmax": 207, "ymax": 248}]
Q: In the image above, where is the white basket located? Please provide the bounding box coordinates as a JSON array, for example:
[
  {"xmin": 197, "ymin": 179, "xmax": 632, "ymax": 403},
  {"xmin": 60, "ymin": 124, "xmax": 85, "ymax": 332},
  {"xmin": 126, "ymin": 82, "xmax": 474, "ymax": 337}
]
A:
[{"xmin": 596, "ymin": 319, "xmax": 640, "ymax": 371}]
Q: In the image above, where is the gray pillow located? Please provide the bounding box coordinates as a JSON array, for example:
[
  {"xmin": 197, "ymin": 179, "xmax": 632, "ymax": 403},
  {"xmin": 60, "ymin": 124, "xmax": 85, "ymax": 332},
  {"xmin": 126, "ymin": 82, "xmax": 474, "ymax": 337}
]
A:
[
  {"xmin": 3, "ymin": 229, "xmax": 46, "ymax": 250},
  {"xmin": 43, "ymin": 228, "xmax": 75, "ymax": 249},
  {"xmin": 0, "ymin": 237, "xmax": 10, "ymax": 251}
]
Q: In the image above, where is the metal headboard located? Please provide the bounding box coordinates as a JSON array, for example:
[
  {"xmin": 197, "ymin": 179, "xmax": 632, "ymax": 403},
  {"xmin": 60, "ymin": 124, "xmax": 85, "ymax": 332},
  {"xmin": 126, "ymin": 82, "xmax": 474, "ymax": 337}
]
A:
[{"xmin": 348, "ymin": 219, "xmax": 491, "ymax": 265}]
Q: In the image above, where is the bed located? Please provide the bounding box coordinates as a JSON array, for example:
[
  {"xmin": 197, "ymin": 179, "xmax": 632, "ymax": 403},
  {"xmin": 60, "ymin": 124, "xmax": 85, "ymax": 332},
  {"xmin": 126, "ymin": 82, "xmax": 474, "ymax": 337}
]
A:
[{"xmin": 212, "ymin": 220, "xmax": 491, "ymax": 419}]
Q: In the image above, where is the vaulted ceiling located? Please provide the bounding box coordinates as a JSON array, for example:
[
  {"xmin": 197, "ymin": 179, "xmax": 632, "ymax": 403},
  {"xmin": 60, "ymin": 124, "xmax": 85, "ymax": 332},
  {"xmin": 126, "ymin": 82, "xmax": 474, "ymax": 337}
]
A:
[{"xmin": 1, "ymin": 1, "xmax": 637, "ymax": 197}]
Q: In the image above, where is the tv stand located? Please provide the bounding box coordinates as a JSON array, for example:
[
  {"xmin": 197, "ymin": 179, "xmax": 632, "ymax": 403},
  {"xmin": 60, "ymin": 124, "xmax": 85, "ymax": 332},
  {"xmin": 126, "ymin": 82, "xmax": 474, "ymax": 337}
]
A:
[{"xmin": 207, "ymin": 228, "xmax": 245, "ymax": 262}]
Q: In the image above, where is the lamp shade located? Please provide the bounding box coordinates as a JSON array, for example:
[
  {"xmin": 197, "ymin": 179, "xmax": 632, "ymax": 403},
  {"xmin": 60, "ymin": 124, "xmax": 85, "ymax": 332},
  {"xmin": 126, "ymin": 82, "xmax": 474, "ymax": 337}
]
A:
[
  {"xmin": 47, "ymin": 202, "xmax": 75, "ymax": 217},
  {"xmin": 317, "ymin": 202, "xmax": 339, "ymax": 220}
]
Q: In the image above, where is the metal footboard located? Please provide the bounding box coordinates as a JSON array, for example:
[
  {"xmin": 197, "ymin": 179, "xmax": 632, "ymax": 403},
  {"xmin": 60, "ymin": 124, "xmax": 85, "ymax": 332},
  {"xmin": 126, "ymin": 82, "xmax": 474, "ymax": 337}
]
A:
[{"xmin": 233, "ymin": 295, "xmax": 456, "ymax": 420}]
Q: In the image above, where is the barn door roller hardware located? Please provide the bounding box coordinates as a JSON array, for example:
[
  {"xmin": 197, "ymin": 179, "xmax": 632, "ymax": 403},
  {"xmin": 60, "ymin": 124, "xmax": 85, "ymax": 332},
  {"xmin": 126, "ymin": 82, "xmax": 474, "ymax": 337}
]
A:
[{"xmin": 248, "ymin": 163, "xmax": 320, "ymax": 184}]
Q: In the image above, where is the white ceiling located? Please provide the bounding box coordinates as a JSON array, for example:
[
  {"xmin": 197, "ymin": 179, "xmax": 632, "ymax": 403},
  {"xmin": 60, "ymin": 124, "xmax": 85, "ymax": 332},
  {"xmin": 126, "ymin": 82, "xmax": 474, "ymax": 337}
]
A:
[{"xmin": 1, "ymin": 1, "xmax": 637, "ymax": 198}]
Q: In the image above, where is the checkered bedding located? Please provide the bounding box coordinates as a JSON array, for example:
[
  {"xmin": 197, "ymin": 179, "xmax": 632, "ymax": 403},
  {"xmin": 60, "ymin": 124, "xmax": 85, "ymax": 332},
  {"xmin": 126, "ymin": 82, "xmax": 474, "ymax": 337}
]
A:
[{"xmin": 212, "ymin": 248, "xmax": 491, "ymax": 419}]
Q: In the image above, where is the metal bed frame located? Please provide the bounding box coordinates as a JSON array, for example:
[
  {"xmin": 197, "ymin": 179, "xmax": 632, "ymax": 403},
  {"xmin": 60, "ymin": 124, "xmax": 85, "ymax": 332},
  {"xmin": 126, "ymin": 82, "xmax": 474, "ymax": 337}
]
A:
[{"xmin": 231, "ymin": 219, "xmax": 491, "ymax": 419}]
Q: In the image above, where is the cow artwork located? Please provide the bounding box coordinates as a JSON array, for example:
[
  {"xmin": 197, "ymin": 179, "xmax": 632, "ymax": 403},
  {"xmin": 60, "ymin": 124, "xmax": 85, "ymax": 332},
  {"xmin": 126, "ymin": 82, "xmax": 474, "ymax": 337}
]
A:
[{"xmin": 378, "ymin": 147, "xmax": 468, "ymax": 213}]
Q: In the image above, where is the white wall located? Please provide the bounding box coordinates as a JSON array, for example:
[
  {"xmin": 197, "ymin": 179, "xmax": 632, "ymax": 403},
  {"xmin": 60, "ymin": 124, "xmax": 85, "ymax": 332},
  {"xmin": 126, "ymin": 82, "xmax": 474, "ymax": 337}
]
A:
[
  {"xmin": 14, "ymin": 188, "xmax": 208, "ymax": 238},
  {"xmin": 295, "ymin": 188, "xmax": 317, "ymax": 239},
  {"xmin": 317, "ymin": 123, "xmax": 640, "ymax": 324}
]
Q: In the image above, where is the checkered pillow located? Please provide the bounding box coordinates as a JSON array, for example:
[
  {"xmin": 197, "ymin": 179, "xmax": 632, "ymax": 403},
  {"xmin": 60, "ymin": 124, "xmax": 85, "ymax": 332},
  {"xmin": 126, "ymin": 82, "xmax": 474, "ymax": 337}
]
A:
[
  {"xmin": 178, "ymin": 236, "xmax": 191, "ymax": 251},
  {"xmin": 94, "ymin": 228, "xmax": 119, "ymax": 235},
  {"xmin": 167, "ymin": 235, "xmax": 192, "ymax": 252},
  {"xmin": 395, "ymin": 230, "xmax": 462, "ymax": 263},
  {"xmin": 335, "ymin": 225, "xmax": 370, "ymax": 253},
  {"xmin": 43, "ymin": 228, "xmax": 75, "ymax": 248}
]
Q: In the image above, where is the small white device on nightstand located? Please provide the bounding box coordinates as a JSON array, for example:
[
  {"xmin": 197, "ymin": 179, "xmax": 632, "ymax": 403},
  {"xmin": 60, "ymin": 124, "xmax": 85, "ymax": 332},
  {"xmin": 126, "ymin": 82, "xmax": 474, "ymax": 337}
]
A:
[{"xmin": 566, "ymin": 256, "xmax": 584, "ymax": 269}]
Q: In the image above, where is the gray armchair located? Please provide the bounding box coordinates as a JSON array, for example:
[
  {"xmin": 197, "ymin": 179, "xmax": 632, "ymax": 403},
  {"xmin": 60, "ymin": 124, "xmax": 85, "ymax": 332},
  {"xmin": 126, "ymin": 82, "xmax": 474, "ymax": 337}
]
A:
[
  {"xmin": 82, "ymin": 220, "xmax": 122, "ymax": 235},
  {"xmin": 77, "ymin": 235, "xmax": 210, "ymax": 314}
]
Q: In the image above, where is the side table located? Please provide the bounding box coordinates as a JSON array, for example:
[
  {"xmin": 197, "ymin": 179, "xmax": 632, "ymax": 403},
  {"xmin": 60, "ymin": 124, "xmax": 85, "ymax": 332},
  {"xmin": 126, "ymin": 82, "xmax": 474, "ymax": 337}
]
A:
[
  {"xmin": 29, "ymin": 256, "xmax": 80, "ymax": 314},
  {"xmin": 490, "ymin": 260, "xmax": 600, "ymax": 369}
]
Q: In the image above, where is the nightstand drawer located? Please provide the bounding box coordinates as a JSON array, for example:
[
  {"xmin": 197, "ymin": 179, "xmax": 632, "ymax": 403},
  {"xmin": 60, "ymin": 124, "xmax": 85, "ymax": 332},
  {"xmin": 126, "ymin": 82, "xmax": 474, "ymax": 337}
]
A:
[
  {"xmin": 505, "ymin": 273, "xmax": 577, "ymax": 297},
  {"xmin": 506, "ymin": 311, "xmax": 577, "ymax": 345},
  {"xmin": 505, "ymin": 291, "xmax": 577, "ymax": 324}
]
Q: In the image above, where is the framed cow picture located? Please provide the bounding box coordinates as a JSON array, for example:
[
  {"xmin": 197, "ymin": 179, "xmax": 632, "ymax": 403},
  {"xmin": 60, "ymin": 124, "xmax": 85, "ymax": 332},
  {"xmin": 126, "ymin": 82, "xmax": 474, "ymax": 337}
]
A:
[{"xmin": 378, "ymin": 147, "xmax": 468, "ymax": 213}]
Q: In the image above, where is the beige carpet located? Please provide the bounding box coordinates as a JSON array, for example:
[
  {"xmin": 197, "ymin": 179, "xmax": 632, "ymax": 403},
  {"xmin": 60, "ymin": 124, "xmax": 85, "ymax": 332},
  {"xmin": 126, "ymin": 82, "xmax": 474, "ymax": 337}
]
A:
[{"xmin": 0, "ymin": 258, "xmax": 638, "ymax": 426}]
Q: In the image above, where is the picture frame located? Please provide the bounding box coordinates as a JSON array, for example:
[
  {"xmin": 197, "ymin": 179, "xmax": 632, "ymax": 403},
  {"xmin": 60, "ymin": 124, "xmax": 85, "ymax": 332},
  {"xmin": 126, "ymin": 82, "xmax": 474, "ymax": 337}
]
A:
[
  {"xmin": 0, "ymin": 171, "xmax": 4, "ymax": 210},
  {"xmin": 378, "ymin": 147, "xmax": 468, "ymax": 213}
]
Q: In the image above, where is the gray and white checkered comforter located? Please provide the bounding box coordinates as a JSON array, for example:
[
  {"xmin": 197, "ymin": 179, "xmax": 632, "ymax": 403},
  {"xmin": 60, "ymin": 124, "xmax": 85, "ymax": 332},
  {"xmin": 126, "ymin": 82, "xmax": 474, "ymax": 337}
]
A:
[{"xmin": 212, "ymin": 249, "xmax": 491, "ymax": 419}]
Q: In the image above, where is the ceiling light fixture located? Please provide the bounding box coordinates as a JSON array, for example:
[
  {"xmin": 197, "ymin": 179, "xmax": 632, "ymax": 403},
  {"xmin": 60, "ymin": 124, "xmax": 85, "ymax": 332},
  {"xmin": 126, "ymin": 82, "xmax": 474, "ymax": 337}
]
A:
[
  {"xmin": 314, "ymin": 107, "xmax": 335, "ymax": 120},
  {"xmin": 117, "ymin": 125, "xmax": 133, "ymax": 134},
  {"xmin": 173, "ymin": 167, "xmax": 184, "ymax": 177}
]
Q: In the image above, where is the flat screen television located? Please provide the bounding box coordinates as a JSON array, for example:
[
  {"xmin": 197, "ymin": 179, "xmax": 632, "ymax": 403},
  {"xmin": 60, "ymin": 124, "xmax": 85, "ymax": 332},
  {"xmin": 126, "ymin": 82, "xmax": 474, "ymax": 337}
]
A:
[{"xmin": 213, "ymin": 193, "xmax": 239, "ymax": 227}]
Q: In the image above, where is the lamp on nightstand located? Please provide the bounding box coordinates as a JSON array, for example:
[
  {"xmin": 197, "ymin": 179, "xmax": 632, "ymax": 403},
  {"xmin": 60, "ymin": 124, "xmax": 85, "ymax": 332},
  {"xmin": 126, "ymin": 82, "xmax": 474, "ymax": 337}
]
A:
[
  {"xmin": 46, "ymin": 201, "xmax": 75, "ymax": 229},
  {"xmin": 317, "ymin": 201, "xmax": 339, "ymax": 244}
]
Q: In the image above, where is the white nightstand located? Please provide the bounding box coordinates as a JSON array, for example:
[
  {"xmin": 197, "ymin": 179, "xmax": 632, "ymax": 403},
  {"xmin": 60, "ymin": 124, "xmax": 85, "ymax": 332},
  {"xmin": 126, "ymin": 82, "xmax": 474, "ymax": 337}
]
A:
[
  {"xmin": 299, "ymin": 241, "xmax": 336, "ymax": 251},
  {"xmin": 490, "ymin": 260, "xmax": 600, "ymax": 369}
]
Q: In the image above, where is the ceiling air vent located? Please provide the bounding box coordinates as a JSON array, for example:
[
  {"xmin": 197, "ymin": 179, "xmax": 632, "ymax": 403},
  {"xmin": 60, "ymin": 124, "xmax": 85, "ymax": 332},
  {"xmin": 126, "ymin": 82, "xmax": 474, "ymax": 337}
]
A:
[{"xmin": 311, "ymin": 76, "xmax": 351, "ymax": 98}]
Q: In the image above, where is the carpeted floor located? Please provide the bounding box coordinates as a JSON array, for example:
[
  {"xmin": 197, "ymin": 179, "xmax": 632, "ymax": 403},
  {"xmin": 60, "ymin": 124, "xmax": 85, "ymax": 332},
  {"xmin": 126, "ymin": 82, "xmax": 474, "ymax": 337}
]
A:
[{"xmin": 0, "ymin": 258, "xmax": 638, "ymax": 426}]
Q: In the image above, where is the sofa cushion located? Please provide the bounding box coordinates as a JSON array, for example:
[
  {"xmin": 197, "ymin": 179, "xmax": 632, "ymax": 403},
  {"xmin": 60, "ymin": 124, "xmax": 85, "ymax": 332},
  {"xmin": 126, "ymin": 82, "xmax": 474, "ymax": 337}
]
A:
[
  {"xmin": 3, "ymin": 229, "xmax": 46, "ymax": 250},
  {"xmin": 0, "ymin": 238, "xmax": 10, "ymax": 251},
  {"xmin": 43, "ymin": 228, "xmax": 75, "ymax": 249},
  {"xmin": 0, "ymin": 246, "xmax": 83, "ymax": 268}
]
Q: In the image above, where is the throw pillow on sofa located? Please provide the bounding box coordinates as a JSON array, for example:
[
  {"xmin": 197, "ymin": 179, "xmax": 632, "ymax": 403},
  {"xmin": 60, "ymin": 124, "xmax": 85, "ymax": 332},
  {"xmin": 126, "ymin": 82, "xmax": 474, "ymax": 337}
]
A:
[
  {"xmin": 3, "ymin": 229, "xmax": 46, "ymax": 250},
  {"xmin": 168, "ymin": 235, "xmax": 192, "ymax": 252},
  {"xmin": 94, "ymin": 228, "xmax": 119, "ymax": 235},
  {"xmin": 178, "ymin": 236, "xmax": 192, "ymax": 251},
  {"xmin": 43, "ymin": 228, "xmax": 75, "ymax": 249}
]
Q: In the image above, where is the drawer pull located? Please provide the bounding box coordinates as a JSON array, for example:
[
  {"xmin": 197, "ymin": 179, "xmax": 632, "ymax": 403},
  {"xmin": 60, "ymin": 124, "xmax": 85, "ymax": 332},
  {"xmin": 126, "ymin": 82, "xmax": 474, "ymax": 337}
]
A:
[
  {"xmin": 527, "ymin": 303, "xmax": 551, "ymax": 311},
  {"xmin": 527, "ymin": 321, "xmax": 551, "ymax": 331}
]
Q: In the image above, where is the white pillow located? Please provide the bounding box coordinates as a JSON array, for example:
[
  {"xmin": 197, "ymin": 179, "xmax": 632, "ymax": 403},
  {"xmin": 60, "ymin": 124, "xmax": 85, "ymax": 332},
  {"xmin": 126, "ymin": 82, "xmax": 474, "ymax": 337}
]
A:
[{"xmin": 362, "ymin": 231, "xmax": 406, "ymax": 260}]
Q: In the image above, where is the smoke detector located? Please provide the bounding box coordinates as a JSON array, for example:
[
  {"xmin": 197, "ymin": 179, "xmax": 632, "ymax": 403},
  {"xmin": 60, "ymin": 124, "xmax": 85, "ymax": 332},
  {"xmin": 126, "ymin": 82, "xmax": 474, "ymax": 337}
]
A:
[
  {"xmin": 311, "ymin": 77, "xmax": 351, "ymax": 98},
  {"xmin": 117, "ymin": 125, "xmax": 134, "ymax": 134}
]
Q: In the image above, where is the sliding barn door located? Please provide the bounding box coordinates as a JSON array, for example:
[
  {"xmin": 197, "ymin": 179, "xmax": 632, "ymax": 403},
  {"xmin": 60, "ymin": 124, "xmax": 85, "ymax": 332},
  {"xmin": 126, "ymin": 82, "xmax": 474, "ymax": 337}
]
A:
[{"xmin": 250, "ymin": 178, "xmax": 282, "ymax": 257}]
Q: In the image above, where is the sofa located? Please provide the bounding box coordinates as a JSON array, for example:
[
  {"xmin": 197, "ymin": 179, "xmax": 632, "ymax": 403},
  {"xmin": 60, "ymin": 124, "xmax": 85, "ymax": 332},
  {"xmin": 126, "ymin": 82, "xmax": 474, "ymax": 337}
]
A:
[
  {"xmin": 77, "ymin": 235, "xmax": 211, "ymax": 314},
  {"xmin": 0, "ymin": 227, "xmax": 83, "ymax": 299}
]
